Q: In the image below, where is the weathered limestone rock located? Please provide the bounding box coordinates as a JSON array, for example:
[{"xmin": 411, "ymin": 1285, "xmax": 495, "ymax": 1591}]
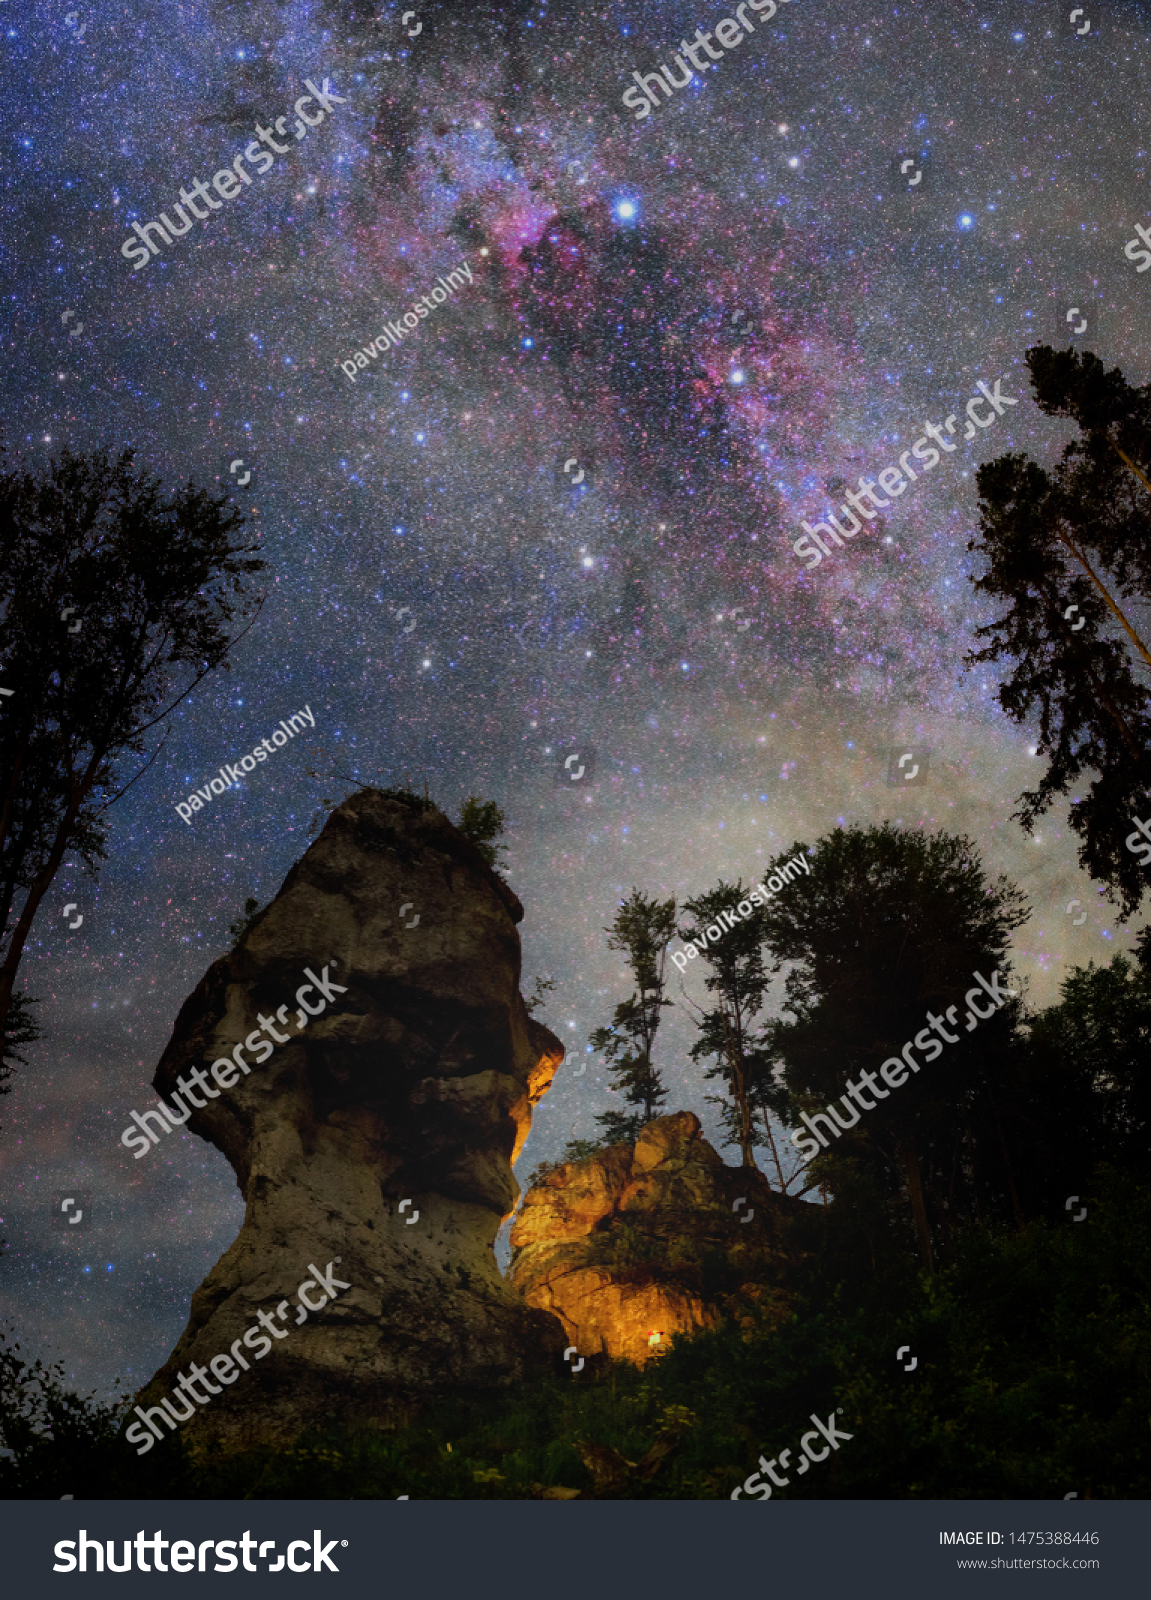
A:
[
  {"xmin": 135, "ymin": 790, "xmax": 567, "ymax": 1448},
  {"xmin": 509, "ymin": 1112, "xmax": 801, "ymax": 1366}
]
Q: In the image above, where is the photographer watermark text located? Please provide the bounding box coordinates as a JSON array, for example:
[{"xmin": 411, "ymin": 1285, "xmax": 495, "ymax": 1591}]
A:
[{"xmin": 174, "ymin": 705, "xmax": 315, "ymax": 825}]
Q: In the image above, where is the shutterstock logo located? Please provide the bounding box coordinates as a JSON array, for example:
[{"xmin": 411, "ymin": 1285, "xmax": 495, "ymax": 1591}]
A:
[
  {"xmin": 731, "ymin": 1408, "xmax": 854, "ymax": 1498},
  {"xmin": 53, "ymin": 1529, "xmax": 345, "ymax": 1573}
]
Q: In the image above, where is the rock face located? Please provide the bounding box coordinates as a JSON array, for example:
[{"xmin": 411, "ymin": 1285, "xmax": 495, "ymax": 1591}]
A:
[
  {"xmin": 135, "ymin": 790, "xmax": 568, "ymax": 1449},
  {"xmin": 509, "ymin": 1112, "xmax": 800, "ymax": 1366}
]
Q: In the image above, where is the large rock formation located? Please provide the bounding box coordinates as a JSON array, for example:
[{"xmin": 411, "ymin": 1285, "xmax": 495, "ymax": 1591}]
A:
[
  {"xmin": 134, "ymin": 790, "xmax": 567, "ymax": 1449},
  {"xmin": 509, "ymin": 1112, "xmax": 802, "ymax": 1366}
]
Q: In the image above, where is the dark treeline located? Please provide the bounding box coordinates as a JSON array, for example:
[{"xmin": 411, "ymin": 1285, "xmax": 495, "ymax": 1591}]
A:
[{"xmin": 566, "ymin": 818, "xmax": 1150, "ymax": 1279}]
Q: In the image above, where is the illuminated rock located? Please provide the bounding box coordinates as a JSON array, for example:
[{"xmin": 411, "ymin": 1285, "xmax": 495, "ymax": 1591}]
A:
[{"xmin": 509, "ymin": 1111, "xmax": 798, "ymax": 1366}]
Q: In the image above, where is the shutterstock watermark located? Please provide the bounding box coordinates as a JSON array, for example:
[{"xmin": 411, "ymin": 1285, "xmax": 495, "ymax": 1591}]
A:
[
  {"xmin": 622, "ymin": 0, "xmax": 796, "ymax": 122},
  {"xmin": 1123, "ymin": 220, "xmax": 1151, "ymax": 272},
  {"xmin": 54, "ymin": 1528, "xmax": 344, "ymax": 1573},
  {"xmin": 118, "ymin": 961, "xmax": 346, "ymax": 1158},
  {"xmin": 794, "ymin": 376, "xmax": 1019, "ymax": 570},
  {"xmin": 789, "ymin": 969, "xmax": 1017, "ymax": 1159},
  {"xmin": 120, "ymin": 78, "xmax": 347, "ymax": 271},
  {"xmin": 174, "ymin": 705, "xmax": 315, "ymax": 824},
  {"xmin": 672, "ymin": 852, "xmax": 810, "ymax": 972},
  {"xmin": 124, "ymin": 1260, "xmax": 351, "ymax": 1456},
  {"xmin": 1124, "ymin": 813, "xmax": 1151, "ymax": 865},
  {"xmin": 730, "ymin": 1407, "xmax": 853, "ymax": 1498}
]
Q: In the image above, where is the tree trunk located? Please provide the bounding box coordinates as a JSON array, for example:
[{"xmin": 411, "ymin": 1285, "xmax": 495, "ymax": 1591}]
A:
[
  {"xmin": 722, "ymin": 1010, "xmax": 756, "ymax": 1169},
  {"xmin": 760, "ymin": 1105, "xmax": 786, "ymax": 1190},
  {"xmin": 1056, "ymin": 526, "xmax": 1151, "ymax": 672},
  {"xmin": 733, "ymin": 1054, "xmax": 755, "ymax": 1169},
  {"xmin": 902, "ymin": 1136, "xmax": 935, "ymax": 1271},
  {"xmin": 1107, "ymin": 433, "xmax": 1151, "ymax": 502}
]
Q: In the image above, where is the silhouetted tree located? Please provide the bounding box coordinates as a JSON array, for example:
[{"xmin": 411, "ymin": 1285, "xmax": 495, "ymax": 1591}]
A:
[
  {"xmin": 227, "ymin": 897, "xmax": 263, "ymax": 949},
  {"xmin": 967, "ymin": 346, "xmax": 1151, "ymax": 917},
  {"xmin": 589, "ymin": 890, "xmax": 676, "ymax": 1146},
  {"xmin": 1022, "ymin": 951, "xmax": 1151, "ymax": 1189},
  {"xmin": 0, "ymin": 447, "xmax": 264, "ymax": 1107},
  {"xmin": 1, "ymin": 988, "xmax": 40, "ymax": 1081},
  {"xmin": 680, "ymin": 878, "xmax": 777, "ymax": 1173},
  {"xmin": 524, "ymin": 972, "xmax": 556, "ymax": 1018},
  {"xmin": 1029, "ymin": 344, "xmax": 1151, "ymax": 611},
  {"xmin": 760, "ymin": 824, "xmax": 1030, "ymax": 1270},
  {"xmin": 456, "ymin": 795, "xmax": 509, "ymax": 875}
]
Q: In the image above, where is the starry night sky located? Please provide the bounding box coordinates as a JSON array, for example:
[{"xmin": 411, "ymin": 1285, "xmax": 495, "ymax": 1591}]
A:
[{"xmin": 2, "ymin": 0, "xmax": 1150, "ymax": 1404}]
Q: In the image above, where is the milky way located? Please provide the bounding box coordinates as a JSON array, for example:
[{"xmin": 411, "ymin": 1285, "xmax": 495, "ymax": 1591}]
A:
[{"xmin": 2, "ymin": 0, "xmax": 1149, "ymax": 1398}]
